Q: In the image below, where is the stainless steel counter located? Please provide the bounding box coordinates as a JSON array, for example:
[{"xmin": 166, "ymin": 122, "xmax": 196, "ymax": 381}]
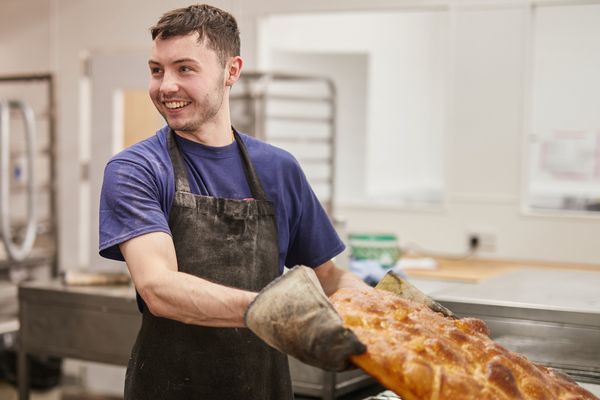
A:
[
  {"xmin": 362, "ymin": 267, "xmax": 600, "ymax": 398},
  {"xmin": 580, "ymin": 382, "xmax": 600, "ymax": 397},
  {"xmin": 0, "ymin": 281, "xmax": 18, "ymax": 335},
  {"xmin": 17, "ymin": 281, "xmax": 141, "ymax": 400},
  {"xmin": 16, "ymin": 280, "xmax": 374, "ymax": 400},
  {"xmin": 428, "ymin": 268, "xmax": 600, "ymax": 383},
  {"xmin": 15, "ymin": 267, "xmax": 600, "ymax": 398},
  {"xmin": 433, "ymin": 267, "xmax": 600, "ymax": 311}
]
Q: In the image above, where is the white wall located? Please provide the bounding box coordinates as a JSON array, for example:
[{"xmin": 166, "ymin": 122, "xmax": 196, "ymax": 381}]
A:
[
  {"xmin": 1, "ymin": 0, "xmax": 599, "ymax": 269},
  {"xmin": 528, "ymin": 3, "xmax": 600, "ymax": 204},
  {"xmin": 260, "ymin": 11, "xmax": 447, "ymax": 202},
  {"xmin": 248, "ymin": 0, "xmax": 600, "ymax": 266},
  {"xmin": 0, "ymin": 0, "xmax": 52, "ymax": 73}
]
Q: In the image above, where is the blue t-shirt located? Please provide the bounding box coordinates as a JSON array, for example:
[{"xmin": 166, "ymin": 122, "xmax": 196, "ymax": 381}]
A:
[{"xmin": 99, "ymin": 126, "xmax": 344, "ymax": 273}]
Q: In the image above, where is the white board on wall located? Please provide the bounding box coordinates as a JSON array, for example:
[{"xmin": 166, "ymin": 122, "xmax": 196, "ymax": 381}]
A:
[{"xmin": 528, "ymin": 2, "xmax": 600, "ymax": 211}]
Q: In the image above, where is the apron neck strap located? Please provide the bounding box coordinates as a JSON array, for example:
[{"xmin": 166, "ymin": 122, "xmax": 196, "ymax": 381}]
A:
[
  {"xmin": 167, "ymin": 128, "xmax": 269, "ymax": 201},
  {"xmin": 167, "ymin": 130, "xmax": 192, "ymax": 193},
  {"xmin": 233, "ymin": 129, "xmax": 268, "ymax": 201}
]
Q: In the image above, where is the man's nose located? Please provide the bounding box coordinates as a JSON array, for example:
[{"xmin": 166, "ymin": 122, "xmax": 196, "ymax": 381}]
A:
[{"xmin": 160, "ymin": 72, "xmax": 179, "ymax": 94}]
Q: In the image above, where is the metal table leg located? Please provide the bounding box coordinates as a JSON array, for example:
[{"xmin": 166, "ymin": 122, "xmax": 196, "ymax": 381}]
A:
[
  {"xmin": 18, "ymin": 295, "xmax": 30, "ymax": 400},
  {"xmin": 17, "ymin": 346, "xmax": 30, "ymax": 400},
  {"xmin": 322, "ymin": 371, "xmax": 337, "ymax": 400}
]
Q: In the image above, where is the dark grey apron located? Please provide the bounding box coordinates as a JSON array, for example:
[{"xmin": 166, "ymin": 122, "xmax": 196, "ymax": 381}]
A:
[{"xmin": 124, "ymin": 129, "xmax": 293, "ymax": 400}]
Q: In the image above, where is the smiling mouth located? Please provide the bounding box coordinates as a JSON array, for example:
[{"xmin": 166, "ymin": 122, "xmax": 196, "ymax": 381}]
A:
[{"xmin": 164, "ymin": 101, "xmax": 191, "ymax": 110}]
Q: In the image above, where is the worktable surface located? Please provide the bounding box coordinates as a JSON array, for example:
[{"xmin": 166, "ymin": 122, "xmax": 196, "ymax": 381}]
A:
[{"xmin": 402, "ymin": 257, "xmax": 600, "ymax": 283}]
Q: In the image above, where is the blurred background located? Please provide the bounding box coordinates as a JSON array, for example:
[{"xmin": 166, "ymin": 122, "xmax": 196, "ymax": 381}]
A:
[{"xmin": 1, "ymin": 0, "xmax": 599, "ymax": 399}]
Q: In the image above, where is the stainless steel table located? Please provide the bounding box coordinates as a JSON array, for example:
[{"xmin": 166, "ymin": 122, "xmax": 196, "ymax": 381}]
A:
[
  {"xmin": 17, "ymin": 267, "xmax": 600, "ymax": 398},
  {"xmin": 17, "ymin": 281, "xmax": 140, "ymax": 400},
  {"xmin": 16, "ymin": 280, "xmax": 374, "ymax": 400},
  {"xmin": 432, "ymin": 268, "xmax": 600, "ymax": 383}
]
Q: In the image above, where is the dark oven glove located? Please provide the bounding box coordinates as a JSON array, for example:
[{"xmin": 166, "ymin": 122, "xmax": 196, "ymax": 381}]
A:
[{"xmin": 244, "ymin": 266, "xmax": 366, "ymax": 371}]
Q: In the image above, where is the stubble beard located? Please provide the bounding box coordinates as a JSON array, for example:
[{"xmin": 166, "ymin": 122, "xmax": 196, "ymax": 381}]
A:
[
  {"xmin": 165, "ymin": 114, "xmax": 200, "ymax": 133},
  {"xmin": 163, "ymin": 74, "xmax": 227, "ymax": 134}
]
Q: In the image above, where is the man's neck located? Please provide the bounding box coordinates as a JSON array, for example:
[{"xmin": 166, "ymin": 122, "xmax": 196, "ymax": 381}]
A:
[{"xmin": 175, "ymin": 124, "xmax": 234, "ymax": 147}]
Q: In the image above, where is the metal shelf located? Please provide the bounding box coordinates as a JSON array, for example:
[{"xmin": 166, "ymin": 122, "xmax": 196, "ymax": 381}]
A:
[
  {"xmin": 231, "ymin": 71, "xmax": 338, "ymax": 215},
  {"xmin": 0, "ymin": 74, "xmax": 57, "ymax": 275}
]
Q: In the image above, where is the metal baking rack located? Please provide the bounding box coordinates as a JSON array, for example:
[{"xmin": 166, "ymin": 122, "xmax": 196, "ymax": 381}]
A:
[
  {"xmin": 231, "ymin": 71, "xmax": 337, "ymax": 216},
  {"xmin": 0, "ymin": 74, "xmax": 58, "ymax": 335}
]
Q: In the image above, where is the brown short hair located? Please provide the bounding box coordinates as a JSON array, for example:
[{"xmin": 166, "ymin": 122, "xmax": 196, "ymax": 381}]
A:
[{"xmin": 150, "ymin": 4, "xmax": 240, "ymax": 66}]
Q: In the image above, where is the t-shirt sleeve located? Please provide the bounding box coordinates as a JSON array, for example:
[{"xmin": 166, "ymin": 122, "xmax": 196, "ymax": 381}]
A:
[
  {"xmin": 99, "ymin": 158, "xmax": 171, "ymax": 261},
  {"xmin": 284, "ymin": 161, "xmax": 345, "ymax": 268}
]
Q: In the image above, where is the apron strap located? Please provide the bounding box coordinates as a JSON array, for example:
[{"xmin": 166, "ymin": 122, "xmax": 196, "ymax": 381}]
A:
[
  {"xmin": 167, "ymin": 130, "xmax": 192, "ymax": 193},
  {"xmin": 166, "ymin": 128, "xmax": 269, "ymax": 201},
  {"xmin": 233, "ymin": 128, "xmax": 268, "ymax": 201}
]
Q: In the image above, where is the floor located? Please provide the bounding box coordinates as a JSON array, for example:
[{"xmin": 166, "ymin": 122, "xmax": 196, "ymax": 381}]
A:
[
  {"xmin": 0, "ymin": 382, "xmax": 123, "ymax": 400},
  {"xmin": 0, "ymin": 382, "xmax": 60, "ymax": 400},
  {"xmin": 0, "ymin": 380, "xmax": 387, "ymax": 400},
  {"xmin": 294, "ymin": 383, "xmax": 387, "ymax": 400}
]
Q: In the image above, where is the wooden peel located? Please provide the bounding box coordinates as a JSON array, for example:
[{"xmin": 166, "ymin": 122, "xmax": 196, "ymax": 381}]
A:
[{"xmin": 375, "ymin": 271, "xmax": 457, "ymax": 319}]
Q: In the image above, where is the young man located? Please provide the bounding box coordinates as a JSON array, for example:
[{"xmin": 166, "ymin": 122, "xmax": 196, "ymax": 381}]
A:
[{"xmin": 99, "ymin": 4, "xmax": 368, "ymax": 399}]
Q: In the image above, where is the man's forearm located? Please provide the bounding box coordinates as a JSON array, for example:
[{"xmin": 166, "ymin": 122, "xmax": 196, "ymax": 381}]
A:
[
  {"xmin": 314, "ymin": 260, "xmax": 370, "ymax": 297},
  {"xmin": 138, "ymin": 268, "xmax": 257, "ymax": 327},
  {"xmin": 121, "ymin": 232, "xmax": 258, "ymax": 328}
]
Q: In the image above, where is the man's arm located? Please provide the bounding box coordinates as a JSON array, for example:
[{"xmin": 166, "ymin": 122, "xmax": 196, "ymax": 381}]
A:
[
  {"xmin": 120, "ymin": 231, "xmax": 256, "ymax": 327},
  {"xmin": 314, "ymin": 260, "xmax": 370, "ymax": 296}
]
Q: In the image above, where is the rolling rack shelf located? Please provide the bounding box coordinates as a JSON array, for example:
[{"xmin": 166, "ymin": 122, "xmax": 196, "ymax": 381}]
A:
[
  {"xmin": 0, "ymin": 74, "xmax": 58, "ymax": 334},
  {"xmin": 231, "ymin": 71, "xmax": 337, "ymax": 216}
]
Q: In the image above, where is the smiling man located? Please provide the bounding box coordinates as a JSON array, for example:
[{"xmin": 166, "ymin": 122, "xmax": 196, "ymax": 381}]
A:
[
  {"xmin": 148, "ymin": 31, "xmax": 234, "ymax": 146},
  {"xmin": 99, "ymin": 4, "xmax": 368, "ymax": 400}
]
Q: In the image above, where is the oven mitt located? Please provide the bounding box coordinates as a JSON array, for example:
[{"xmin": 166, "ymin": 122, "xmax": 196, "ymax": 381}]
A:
[{"xmin": 245, "ymin": 266, "xmax": 366, "ymax": 371}]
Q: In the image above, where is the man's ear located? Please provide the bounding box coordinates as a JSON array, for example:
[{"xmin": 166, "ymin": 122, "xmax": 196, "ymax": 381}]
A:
[{"xmin": 225, "ymin": 56, "xmax": 243, "ymax": 86}]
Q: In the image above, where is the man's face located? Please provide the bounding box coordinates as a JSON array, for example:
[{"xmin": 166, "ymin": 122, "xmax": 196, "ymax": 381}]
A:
[{"xmin": 148, "ymin": 34, "xmax": 228, "ymax": 135}]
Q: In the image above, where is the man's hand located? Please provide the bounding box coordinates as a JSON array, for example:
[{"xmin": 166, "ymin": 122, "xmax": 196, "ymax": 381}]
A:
[{"xmin": 244, "ymin": 266, "xmax": 366, "ymax": 371}]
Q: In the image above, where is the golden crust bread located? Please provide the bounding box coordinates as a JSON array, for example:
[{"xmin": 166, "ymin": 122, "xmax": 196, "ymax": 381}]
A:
[{"xmin": 330, "ymin": 288, "xmax": 598, "ymax": 400}]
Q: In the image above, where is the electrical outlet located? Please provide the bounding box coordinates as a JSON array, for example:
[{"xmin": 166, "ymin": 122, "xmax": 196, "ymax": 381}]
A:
[
  {"xmin": 466, "ymin": 230, "xmax": 497, "ymax": 252},
  {"xmin": 468, "ymin": 235, "xmax": 479, "ymax": 251}
]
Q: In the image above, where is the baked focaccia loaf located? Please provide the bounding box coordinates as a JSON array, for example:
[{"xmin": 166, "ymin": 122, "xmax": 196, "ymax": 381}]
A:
[{"xmin": 330, "ymin": 288, "xmax": 598, "ymax": 400}]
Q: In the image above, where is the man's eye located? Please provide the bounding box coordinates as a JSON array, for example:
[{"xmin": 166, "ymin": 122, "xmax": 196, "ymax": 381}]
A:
[
  {"xmin": 180, "ymin": 66, "xmax": 192, "ymax": 73},
  {"xmin": 150, "ymin": 67, "xmax": 162, "ymax": 75}
]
